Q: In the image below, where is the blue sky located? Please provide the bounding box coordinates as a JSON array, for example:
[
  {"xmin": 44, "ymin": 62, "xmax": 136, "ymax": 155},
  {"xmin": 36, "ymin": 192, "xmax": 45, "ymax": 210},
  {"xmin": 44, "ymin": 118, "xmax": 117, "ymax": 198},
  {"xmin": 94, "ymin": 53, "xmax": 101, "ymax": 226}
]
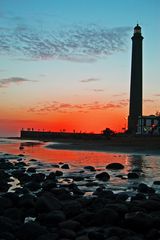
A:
[{"xmin": 0, "ymin": 0, "xmax": 160, "ymax": 136}]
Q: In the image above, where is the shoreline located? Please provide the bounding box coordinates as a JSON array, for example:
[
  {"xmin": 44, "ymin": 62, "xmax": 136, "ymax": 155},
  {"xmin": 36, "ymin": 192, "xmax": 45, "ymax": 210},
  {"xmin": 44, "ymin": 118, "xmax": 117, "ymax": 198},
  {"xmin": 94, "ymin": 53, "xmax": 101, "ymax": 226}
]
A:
[{"xmin": 45, "ymin": 137, "xmax": 160, "ymax": 156}]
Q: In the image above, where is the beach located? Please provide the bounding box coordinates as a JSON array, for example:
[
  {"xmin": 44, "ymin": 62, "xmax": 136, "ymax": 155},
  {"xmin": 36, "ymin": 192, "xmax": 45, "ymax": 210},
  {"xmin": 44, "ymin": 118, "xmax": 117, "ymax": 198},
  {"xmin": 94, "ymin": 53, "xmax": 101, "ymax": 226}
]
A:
[{"xmin": 0, "ymin": 138, "xmax": 160, "ymax": 239}]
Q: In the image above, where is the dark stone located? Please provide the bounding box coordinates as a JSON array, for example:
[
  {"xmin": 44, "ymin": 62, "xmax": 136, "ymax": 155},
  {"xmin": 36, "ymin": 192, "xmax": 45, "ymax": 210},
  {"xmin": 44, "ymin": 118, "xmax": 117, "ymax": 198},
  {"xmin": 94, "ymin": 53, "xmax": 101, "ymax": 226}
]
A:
[
  {"xmin": 106, "ymin": 163, "xmax": 124, "ymax": 170},
  {"xmin": 93, "ymin": 188, "xmax": 115, "ymax": 200},
  {"xmin": 52, "ymin": 164, "xmax": 60, "ymax": 168},
  {"xmin": 0, "ymin": 232, "xmax": 16, "ymax": 240},
  {"xmin": 0, "ymin": 161, "xmax": 14, "ymax": 170},
  {"xmin": 116, "ymin": 192, "xmax": 129, "ymax": 201},
  {"xmin": 16, "ymin": 222, "xmax": 48, "ymax": 240},
  {"xmin": 38, "ymin": 210, "xmax": 66, "ymax": 226},
  {"xmin": 0, "ymin": 196, "xmax": 13, "ymax": 209},
  {"xmin": 55, "ymin": 170, "xmax": 63, "ymax": 176},
  {"xmin": 68, "ymin": 183, "xmax": 83, "ymax": 195},
  {"xmin": 153, "ymin": 181, "xmax": 160, "ymax": 185},
  {"xmin": 131, "ymin": 193, "xmax": 146, "ymax": 201},
  {"xmin": 30, "ymin": 173, "xmax": 45, "ymax": 182},
  {"xmin": 0, "ymin": 169, "xmax": 10, "ymax": 180},
  {"xmin": 36, "ymin": 192, "xmax": 62, "ymax": 213},
  {"xmin": 88, "ymin": 231, "xmax": 105, "ymax": 240},
  {"xmin": 0, "ymin": 181, "xmax": 11, "ymax": 192},
  {"xmin": 61, "ymin": 164, "xmax": 70, "ymax": 169},
  {"xmin": 62, "ymin": 200, "xmax": 82, "ymax": 218},
  {"xmin": 137, "ymin": 183, "xmax": 155, "ymax": 194},
  {"xmin": 128, "ymin": 172, "xmax": 139, "ymax": 179},
  {"xmin": 60, "ymin": 228, "xmax": 76, "ymax": 239},
  {"xmin": 18, "ymin": 194, "xmax": 36, "ymax": 208},
  {"xmin": 0, "ymin": 216, "xmax": 16, "ymax": 233},
  {"xmin": 95, "ymin": 172, "xmax": 110, "ymax": 181},
  {"xmin": 42, "ymin": 180, "xmax": 57, "ymax": 191},
  {"xmin": 37, "ymin": 233, "xmax": 59, "ymax": 240},
  {"xmin": 4, "ymin": 208, "xmax": 23, "ymax": 222},
  {"xmin": 12, "ymin": 170, "xmax": 30, "ymax": 183},
  {"xmin": 46, "ymin": 172, "xmax": 56, "ymax": 180},
  {"xmin": 90, "ymin": 208, "xmax": 119, "ymax": 226},
  {"xmin": 51, "ymin": 188, "xmax": 72, "ymax": 200},
  {"xmin": 59, "ymin": 220, "xmax": 81, "ymax": 230},
  {"xmin": 84, "ymin": 166, "xmax": 96, "ymax": 171},
  {"xmin": 124, "ymin": 211, "xmax": 154, "ymax": 231},
  {"xmin": 104, "ymin": 226, "xmax": 132, "ymax": 239},
  {"xmin": 24, "ymin": 181, "xmax": 41, "ymax": 191},
  {"xmin": 27, "ymin": 167, "xmax": 36, "ymax": 173},
  {"xmin": 15, "ymin": 162, "xmax": 27, "ymax": 167},
  {"xmin": 72, "ymin": 176, "xmax": 84, "ymax": 181}
]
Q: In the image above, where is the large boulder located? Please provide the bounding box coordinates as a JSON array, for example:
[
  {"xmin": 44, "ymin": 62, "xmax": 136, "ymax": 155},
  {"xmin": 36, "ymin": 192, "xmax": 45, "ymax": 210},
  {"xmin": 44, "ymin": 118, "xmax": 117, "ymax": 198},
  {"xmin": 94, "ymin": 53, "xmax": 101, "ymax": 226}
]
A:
[{"xmin": 106, "ymin": 163, "xmax": 124, "ymax": 170}]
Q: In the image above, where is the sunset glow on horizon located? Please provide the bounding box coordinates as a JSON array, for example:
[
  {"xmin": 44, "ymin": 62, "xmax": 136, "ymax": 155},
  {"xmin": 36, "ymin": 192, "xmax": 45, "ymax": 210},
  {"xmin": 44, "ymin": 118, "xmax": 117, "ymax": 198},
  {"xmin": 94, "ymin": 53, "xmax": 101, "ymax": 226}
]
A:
[{"xmin": 0, "ymin": 0, "xmax": 160, "ymax": 136}]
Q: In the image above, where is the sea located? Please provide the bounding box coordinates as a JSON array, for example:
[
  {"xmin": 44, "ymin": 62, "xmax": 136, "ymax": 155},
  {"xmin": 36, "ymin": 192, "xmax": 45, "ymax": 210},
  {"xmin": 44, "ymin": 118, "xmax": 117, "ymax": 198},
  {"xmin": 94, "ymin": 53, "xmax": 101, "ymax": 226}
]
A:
[{"xmin": 1, "ymin": 138, "xmax": 160, "ymax": 195}]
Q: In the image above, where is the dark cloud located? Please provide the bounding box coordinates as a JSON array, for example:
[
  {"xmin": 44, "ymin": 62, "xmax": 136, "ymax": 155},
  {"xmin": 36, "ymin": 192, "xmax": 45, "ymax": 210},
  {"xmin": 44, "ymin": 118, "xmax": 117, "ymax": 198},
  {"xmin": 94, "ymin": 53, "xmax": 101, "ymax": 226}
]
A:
[
  {"xmin": 80, "ymin": 78, "xmax": 100, "ymax": 83},
  {"xmin": 28, "ymin": 100, "xmax": 127, "ymax": 114},
  {"xmin": 0, "ymin": 22, "xmax": 131, "ymax": 62},
  {"xmin": 0, "ymin": 77, "xmax": 35, "ymax": 88}
]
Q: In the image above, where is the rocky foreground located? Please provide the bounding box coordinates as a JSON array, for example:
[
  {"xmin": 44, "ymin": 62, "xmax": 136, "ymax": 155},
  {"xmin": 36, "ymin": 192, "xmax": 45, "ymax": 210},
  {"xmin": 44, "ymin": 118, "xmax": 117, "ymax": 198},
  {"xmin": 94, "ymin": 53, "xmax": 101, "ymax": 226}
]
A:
[{"xmin": 1, "ymin": 154, "xmax": 160, "ymax": 240}]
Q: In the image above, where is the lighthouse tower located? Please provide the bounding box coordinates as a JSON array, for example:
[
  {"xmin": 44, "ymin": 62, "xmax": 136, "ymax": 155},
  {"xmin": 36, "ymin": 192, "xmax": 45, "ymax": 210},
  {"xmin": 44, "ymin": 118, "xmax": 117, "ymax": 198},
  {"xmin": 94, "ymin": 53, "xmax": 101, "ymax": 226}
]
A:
[{"xmin": 128, "ymin": 24, "xmax": 144, "ymax": 133}]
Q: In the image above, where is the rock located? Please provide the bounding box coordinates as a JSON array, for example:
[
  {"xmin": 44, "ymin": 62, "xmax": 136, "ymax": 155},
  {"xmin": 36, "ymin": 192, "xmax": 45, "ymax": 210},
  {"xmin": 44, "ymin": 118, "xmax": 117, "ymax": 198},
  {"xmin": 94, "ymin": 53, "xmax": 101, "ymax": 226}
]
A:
[
  {"xmin": 88, "ymin": 231, "xmax": 105, "ymax": 240},
  {"xmin": 0, "ymin": 169, "xmax": 10, "ymax": 180},
  {"xmin": 95, "ymin": 172, "xmax": 110, "ymax": 181},
  {"xmin": 51, "ymin": 188, "xmax": 72, "ymax": 200},
  {"xmin": 38, "ymin": 210, "xmax": 66, "ymax": 226},
  {"xmin": 93, "ymin": 188, "xmax": 115, "ymax": 200},
  {"xmin": 15, "ymin": 162, "xmax": 27, "ymax": 167},
  {"xmin": 36, "ymin": 193, "xmax": 62, "ymax": 213},
  {"xmin": 76, "ymin": 236, "xmax": 89, "ymax": 240},
  {"xmin": 68, "ymin": 183, "xmax": 83, "ymax": 195},
  {"xmin": 4, "ymin": 207, "xmax": 23, "ymax": 222},
  {"xmin": 90, "ymin": 208, "xmax": 119, "ymax": 226},
  {"xmin": 42, "ymin": 180, "xmax": 57, "ymax": 191},
  {"xmin": 16, "ymin": 222, "xmax": 48, "ymax": 240},
  {"xmin": 0, "ymin": 196, "xmax": 13, "ymax": 209},
  {"xmin": 106, "ymin": 163, "xmax": 124, "ymax": 170},
  {"xmin": 55, "ymin": 170, "xmax": 63, "ymax": 176},
  {"xmin": 37, "ymin": 233, "xmax": 59, "ymax": 240},
  {"xmin": 137, "ymin": 183, "xmax": 155, "ymax": 194},
  {"xmin": 12, "ymin": 170, "xmax": 30, "ymax": 183},
  {"xmin": 124, "ymin": 211, "xmax": 154, "ymax": 231},
  {"xmin": 46, "ymin": 172, "xmax": 56, "ymax": 180},
  {"xmin": 131, "ymin": 193, "xmax": 146, "ymax": 201},
  {"xmin": 84, "ymin": 166, "xmax": 96, "ymax": 171},
  {"xmin": 0, "ymin": 181, "xmax": 11, "ymax": 192},
  {"xmin": 52, "ymin": 164, "xmax": 60, "ymax": 168},
  {"xmin": 0, "ymin": 232, "xmax": 16, "ymax": 240},
  {"xmin": 24, "ymin": 181, "xmax": 41, "ymax": 191},
  {"xmin": 61, "ymin": 164, "xmax": 70, "ymax": 169},
  {"xmin": 27, "ymin": 167, "xmax": 36, "ymax": 173},
  {"xmin": 153, "ymin": 180, "xmax": 160, "ymax": 185},
  {"xmin": 60, "ymin": 228, "xmax": 76, "ymax": 239},
  {"xmin": 116, "ymin": 192, "xmax": 129, "ymax": 201},
  {"xmin": 30, "ymin": 173, "xmax": 45, "ymax": 182},
  {"xmin": 0, "ymin": 216, "xmax": 16, "ymax": 233},
  {"xmin": 128, "ymin": 172, "xmax": 139, "ymax": 179},
  {"xmin": 59, "ymin": 220, "xmax": 81, "ymax": 230},
  {"xmin": 62, "ymin": 200, "xmax": 82, "ymax": 218},
  {"xmin": 18, "ymin": 194, "xmax": 36, "ymax": 208},
  {"xmin": 104, "ymin": 226, "xmax": 132, "ymax": 239}
]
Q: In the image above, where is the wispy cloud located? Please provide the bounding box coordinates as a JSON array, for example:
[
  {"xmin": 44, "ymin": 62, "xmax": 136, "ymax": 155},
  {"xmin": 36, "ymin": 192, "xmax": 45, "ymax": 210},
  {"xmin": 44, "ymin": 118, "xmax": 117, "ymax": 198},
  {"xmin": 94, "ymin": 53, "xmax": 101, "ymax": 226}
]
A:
[
  {"xmin": 28, "ymin": 100, "xmax": 128, "ymax": 114},
  {"xmin": 143, "ymin": 99, "xmax": 154, "ymax": 103},
  {"xmin": 0, "ymin": 20, "xmax": 131, "ymax": 62},
  {"xmin": 93, "ymin": 89, "xmax": 104, "ymax": 92},
  {"xmin": 0, "ymin": 77, "xmax": 35, "ymax": 88},
  {"xmin": 153, "ymin": 94, "xmax": 160, "ymax": 97},
  {"xmin": 80, "ymin": 78, "xmax": 100, "ymax": 83}
]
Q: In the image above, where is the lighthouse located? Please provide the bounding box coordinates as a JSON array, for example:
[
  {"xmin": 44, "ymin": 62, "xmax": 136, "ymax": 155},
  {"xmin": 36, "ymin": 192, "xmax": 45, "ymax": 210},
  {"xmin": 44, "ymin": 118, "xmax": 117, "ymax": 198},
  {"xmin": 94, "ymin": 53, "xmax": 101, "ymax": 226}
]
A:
[{"xmin": 128, "ymin": 24, "xmax": 144, "ymax": 133}]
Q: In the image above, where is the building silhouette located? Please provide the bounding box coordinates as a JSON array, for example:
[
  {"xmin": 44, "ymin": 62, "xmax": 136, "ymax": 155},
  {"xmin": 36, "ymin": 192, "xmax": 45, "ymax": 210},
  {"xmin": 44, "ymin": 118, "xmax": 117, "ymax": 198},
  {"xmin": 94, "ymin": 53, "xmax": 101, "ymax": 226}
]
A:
[{"xmin": 128, "ymin": 24, "xmax": 143, "ymax": 133}]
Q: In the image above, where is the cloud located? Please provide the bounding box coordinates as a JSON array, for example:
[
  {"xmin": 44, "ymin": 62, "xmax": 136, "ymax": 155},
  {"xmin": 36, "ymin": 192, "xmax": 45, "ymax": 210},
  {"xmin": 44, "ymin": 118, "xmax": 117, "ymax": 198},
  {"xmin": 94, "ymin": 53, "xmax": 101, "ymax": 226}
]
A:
[
  {"xmin": 143, "ymin": 99, "xmax": 154, "ymax": 103},
  {"xmin": 0, "ymin": 77, "xmax": 35, "ymax": 88},
  {"xmin": 80, "ymin": 78, "xmax": 100, "ymax": 83},
  {"xmin": 0, "ymin": 21, "xmax": 131, "ymax": 62},
  {"xmin": 153, "ymin": 94, "xmax": 160, "ymax": 97},
  {"xmin": 93, "ymin": 89, "xmax": 104, "ymax": 92},
  {"xmin": 28, "ymin": 100, "xmax": 128, "ymax": 114}
]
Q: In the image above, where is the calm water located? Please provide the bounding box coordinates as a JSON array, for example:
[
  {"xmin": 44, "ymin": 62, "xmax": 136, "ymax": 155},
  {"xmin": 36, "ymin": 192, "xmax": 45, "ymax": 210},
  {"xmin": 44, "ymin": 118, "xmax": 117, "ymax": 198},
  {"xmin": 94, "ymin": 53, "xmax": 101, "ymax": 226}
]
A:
[{"xmin": 1, "ymin": 138, "xmax": 160, "ymax": 193}]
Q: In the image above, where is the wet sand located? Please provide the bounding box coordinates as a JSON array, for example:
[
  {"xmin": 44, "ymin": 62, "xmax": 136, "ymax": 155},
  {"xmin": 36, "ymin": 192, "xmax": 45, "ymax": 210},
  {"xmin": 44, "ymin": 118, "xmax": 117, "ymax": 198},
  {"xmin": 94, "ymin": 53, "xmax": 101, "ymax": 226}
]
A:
[{"xmin": 46, "ymin": 136, "xmax": 160, "ymax": 155}]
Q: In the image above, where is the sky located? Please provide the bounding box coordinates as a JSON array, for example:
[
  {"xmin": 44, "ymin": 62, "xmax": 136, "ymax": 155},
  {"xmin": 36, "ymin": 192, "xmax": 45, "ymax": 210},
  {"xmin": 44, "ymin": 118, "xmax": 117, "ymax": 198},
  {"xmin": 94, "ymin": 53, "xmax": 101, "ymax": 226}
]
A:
[{"xmin": 0, "ymin": 0, "xmax": 160, "ymax": 136}]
